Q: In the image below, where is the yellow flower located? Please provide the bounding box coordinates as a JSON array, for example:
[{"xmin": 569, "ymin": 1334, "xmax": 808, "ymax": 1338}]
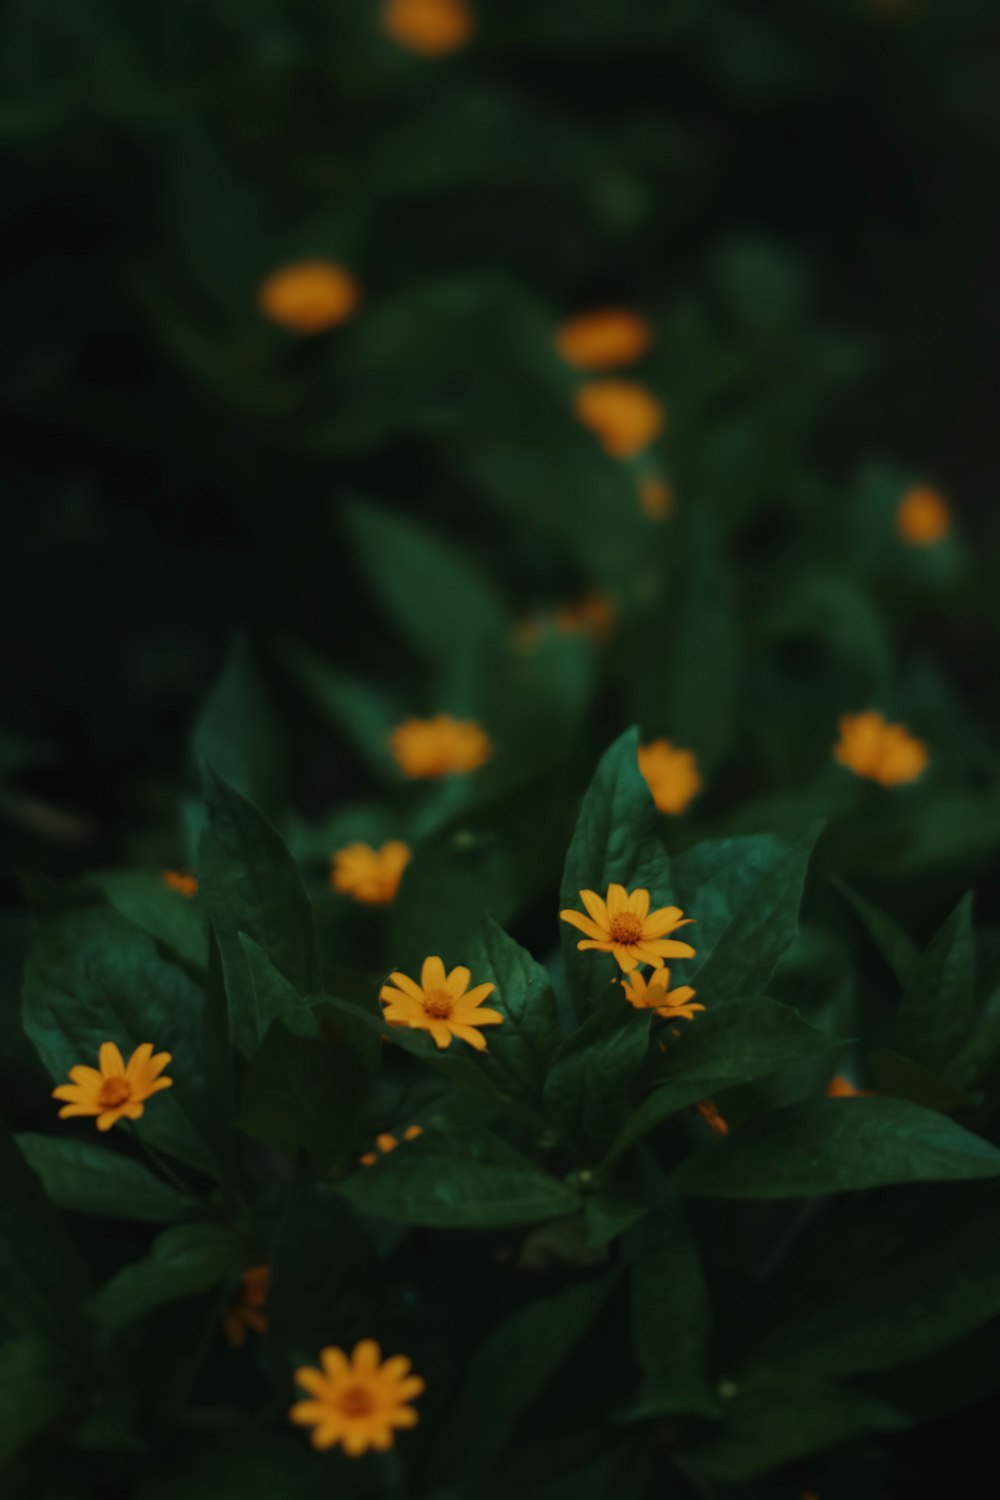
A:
[
  {"xmin": 826, "ymin": 1075, "xmax": 874, "ymax": 1099},
  {"xmin": 223, "ymin": 1265, "xmax": 271, "ymax": 1350},
  {"xmin": 555, "ymin": 309, "xmax": 652, "ymax": 370},
  {"xmin": 290, "ymin": 1339, "xmax": 424, "ymax": 1456},
  {"xmin": 257, "ymin": 260, "xmax": 361, "ymax": 335},
  {"xmin": 52, "ymin": 1042, "xmax": 173, "ymax": 1132},
  {"xmin": 162, "ymin": 870, "xmax": 197, "ymax": 898},
  {"xmin": 638, "ymin": 474, "xmax": 674, "ymax": 521},
  {"xmin": 360, "ymin": 1125, "xmax": 423, "ymax": 1167},
  {"xmin": 833, "ymin": 710, "xmax": 928, "ymax": 787},
  {"xmin": 332, "ymin": 841, "xmax": 411, "ymax": 905},
  {"xmin": 554, "ymin": 593, "xmax": 615, "ymax": 644},
  {"xmin": 638, "ymin": 740, "xmax": 701, "ymax": 815},
  {"xmin": 895, "ymin": 485, "xmax": 951, "ymax": 546},
  {"xmin": 380, "ymin": 956, "xmax": 503, "ymax": 1051},
  {"xmin": 560, "ymin": 884, "xmax": 696, "ymax": 973},
  {"xmin": 381, "ymin": 0, "xmax": 473, "ymax": 56},
  {"xmin": 390, "ymin": 715, "xmax": 492, "ymax": 778},
  {"xmin": 573, "ymin": 380, "xmax": 665, "ymax": 459},
  {"xmin": 694, "ymin": 1099, "xmax": 729, "ymax": 1136},
  {"xmin": 621, "ymin": 967, "xmax": 704, "ymax": 1021}
]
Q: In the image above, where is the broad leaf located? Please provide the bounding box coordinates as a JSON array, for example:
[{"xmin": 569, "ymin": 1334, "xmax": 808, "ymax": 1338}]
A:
[
  {"xmin": 191, "ymin": 636, "xmax": 284, "ymax": 817},
  {"xmin": 239, "ymin": 1022, "xmax": 369, "ymax": 1171},
  {"xmin": 16, "ymin": 1134, "xmax": 196, "ymax": 1223},
  {"xmin": 466, "ymin": 918, "xmax": 558, "ymax": 1097},
  {"xmin": 895, "ymin": 893, "xmax": 975, "ymax": 1075},
  {"xmin": 546, "ymin": 1009, "xmax": 651, "ymax": 1153},
  {"xmin": 87, "ymin": 1223, "xmax": 246, "ymax": 1330},
  {"xmin": 89, "ymin": 870, "xmax": 208, "ymax": 969},
  {"xmin": 0, "ymin": 1124, "xmax": 88, "ymax": 1345},
  {"xmin": 835, "ymin": 881, "xmax": 918, "ymax": 986}
]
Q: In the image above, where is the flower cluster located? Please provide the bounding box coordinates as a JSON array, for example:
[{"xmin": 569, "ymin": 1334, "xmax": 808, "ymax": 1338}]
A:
[{"xmin": 561, "ymin": 882, "xmax": 701, "ymax": 1025}]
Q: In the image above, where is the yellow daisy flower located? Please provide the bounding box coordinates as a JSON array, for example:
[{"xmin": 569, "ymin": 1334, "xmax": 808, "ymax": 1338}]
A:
[
  {"xmin": 380, "ymin": 0, "xmax": 473, "ymax": 56},
  {"xmin": 222, "ymin": 1265, "xmax": 271, "ymax": 1350},
  {"xmin": 555, "ymin": 309, "xmax": 652, "ymax": 371},
  {"xmin": 390, "ymin": 714, "xmax": 492, "ymax": 778},
  {"xmin": 621, "ymin": 967, "xmax": 703, "ymax": 1021},
  {"xmin": 162, "ymin": 870, "xmax": 198, "ymax": 898},
  {"xmin": 826, "ymin": 1075, "xmax": 874, "ymax": 1099},
  {"xmin": 359, "ymin": 1125, "xmax": 423, "ymax": 1167},
  {"xmin": 290, "ymin": 1339, "xmax": 424, "ymax": 1456},
  {"xmin": 895, "ymin": 485, "xmax": 951, "ymax": 546},
  {"xmin": 257, "ymin": 260, "xmax": 360, "ymax": 335},
  {"xmin": 638, "ymin": 739, "xmax": 701, "ymax": 814},
  {"xmin": 331, "ymin": 841, "xmax": 411, "ymax": 905},
  {"xmin": 573, "ymin": 380, "xmax": 665, "ymax": 459},
  {"xmin": 52, "ymin": 1042, "xmax": 173, "ymax": 1132},
  {"xmin": 380, "ymin": 956, "xmax": 503, "ymax": 1050},
  {"xmin": 833, "ymin": 710, "xmax": 928, "ymax": 787},
  {"xmin": 560, "ymin": 884, "xmax": 696, "ymax": 973}
]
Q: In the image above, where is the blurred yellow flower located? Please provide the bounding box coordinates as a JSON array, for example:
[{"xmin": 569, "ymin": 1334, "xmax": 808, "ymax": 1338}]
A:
[
  {"xmin": 390, "ymin": 714, "xmax": 492, "ymax": 777},
  {"xmin": 381, "ymin": 0, "xmax": 473, "ymax": 56},
  {"xmin": 555, "ymin": 309, "xmax": 652, "ymax": 370},
  {"xmin": 380, "ymin": 956, "xmax": 503, "ymax": 1050},
  {"xmin": 573, "ymin": 380, "xmax": 665, "ymax": 459},
  {"xmin": 895, "ymin": 485, "xmax": 951, "ymax": 546},
  {"xmin": 258, "ymin": 260, "xmax": 361, "ymax": 334},
  {"xmin": 162, "ymin": 870, "xmax": 197, "ymax": 898},
  {"xmin": 290, "ymin": 1339, "xmax": 424, "ymax": 1455},
  {"xmin": 833, "ymin": 710, "xmax": 928, "ymax": 787},
  {"xmin": 360, "ymin": 1124, "xmax": 423, "ymax": 1167},
  {"xmin": 826, "ymin": 1075, "xmax": 874, "ymax": 1098},
  {"xmin": 332, "ymin": 841, "xmax": 411, "ymax": 905},
  {"xmin": 622, "ymin": 967, "xmax": 703, "ymax": 1021},
  {"xmin": 638, "ymin": 739, "xmax": 701, "ymax": 814},
  {"xmin": 694, "ymin": 1099, "xmax": 729, "ymax": 1136},
  {"xmin": 560, "ymin": 884, "xmax": 696, "ymax": 973},
  {"xmin": 223, "ymin": 1265, "xmax": 271, "ymax": 1350},
  {"xmin": 554, "ymin": 592, "xmax": 615, "ymax": 644},
  {"xmin": 638, "ymin": 474, "xmax": 674, "ymax": 521},
  {"xmin": 53, "ymin": 1042, "xmax": 173, "ymax": 1132}
]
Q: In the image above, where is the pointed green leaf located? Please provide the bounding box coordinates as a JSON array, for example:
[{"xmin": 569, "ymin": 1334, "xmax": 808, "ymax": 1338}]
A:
[
  {"xmin": 239, "ymin": 1022, "xmax": 369, "ymax": 1171},
  {"xmin": 16, "ymin": 1134, "xmax": 196, "ymax": 1223},
  {"xmin": 0, "ymin": 1337, "xmax": 72, "ymax": 1467},
  {"xmin": 869, "ymin": 1050, "xmax": 973, "ymax": 1113},
  {"xmin": 546, "ymin": 1009, "xmax": 652, "ymax": 1153},
  {"xmin": 835, "ymin": 881, "xmax": 918, "ymax": 986},
  {"xmin": 192, "ymin": 637, "xmax": 284, "ymax": 817},
  {"xmin": 87, "ymin": 1223, "xmax": 246, "ymax": 1330},
  {"xmin": 0, "ymin": 1124, "xmax": 88, "ymax": 1345},
  {"xmin": 89, "ymin": 870, "xmax": 208, "ymax": 969},
  {"xmin": 466, "ymin": 919, "xmax": 558, "ymax": 1095},
  {"xmin": 895, "ymin": 893, "xmax": 975, "ymax": 1074}
]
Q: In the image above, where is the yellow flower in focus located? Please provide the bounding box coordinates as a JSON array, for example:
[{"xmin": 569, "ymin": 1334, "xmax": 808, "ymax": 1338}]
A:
[
  {"xmin": 560, "ymin": 884, "xmax": 696, "ymax": 974},
  {"xmin": 826, "ymin": 1075, "xmax": 874, "ymax": 1099},
  {"xmin": 290, "ymin": 1340, "xmax": 424, "ymax": 1456},
  {"xmin": 555, "ymin": 309, "xmax": 652, "ymax": 371},
  {"xmin": 554, "ymin": 593, "xmax": 615, "ymax": 644},
  {"xmin": 390, "ymin": 715, "xmax": 492, "ymax": 778},
  {"xmin": 380, "ymin": 956, "xmax": 503, "ymax": 1051},
  {"xmin": 638, "ymin": 474, "xmax": 674, "ymax": 521},
  {"xmin": 694, "ymin": 1099, "xmax": 729, "ymax": 1137},
  {"xmin": 332, "ymin": 841, "xmax": 411, "ymax": 905},
  {"xmin": 381, "ymin": 0, "xmax": 473, "ymax": 56},
  {"xmin": 573, "ymin": 381, "xmax": 665, "ymax": 459},
  {"xmin": 895, "ymin": 485, "xmax": 951, "ymax": 546},
  {"xmin": 223, "ymin": 1265, "xmax": 271, "ymax": 1350},
  {"xmin": 360, "ymin": 1125, "xmax": 423, "ymax": 1167},
  {"xmin": 52, "ymin": 1042, "xmax": 173, "ymax": 1132},
  {"xmin": 163, "ymin": 870, "xmax": 198, "ymax": 898},
  {"xmin": 258, "ymin": 260, "xmax": 361, "ymax": 335},
  {"xmin": 833, "ymin": 710, "xmax": 928, "ymax": 788},
  {"xmin": 621, "ymin": 967, "xmax": 703, "ymax": 1021},
  {"xmin": 638, "ymin": 740, "xmax": 701, "ymax": 815}
]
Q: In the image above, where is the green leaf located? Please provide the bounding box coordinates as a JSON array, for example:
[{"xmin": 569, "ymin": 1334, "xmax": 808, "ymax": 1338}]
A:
[
  {"xmin": 0, "ymin": 1336, "xmax": 71, "ymax": 1467},
  {"xmin": 238, "ymin": 936, "xmax": 320, "ymax": 1042},
  {"xmin": 277, "ymin": 637, "xmax": 400, "ymax": 781},
  {"xmin": 467, "ymin": 918, "xmax": 558, "ymax": 1096},
  {"xmin": 835, "ymin": 881, "xmax": 918, "ymax": 986},
  {"xmin": 87, "ymin": 1223, "xmax": 246, "ymax": 1330},
  {"xmin": 604, "ymin": 998, "xmax": 833, "ymax": 1165},
  {"xmin": 191, "ymin": 637, "xmax": 284, "ymax": 817},
  {"xmin": 338, "ymin": 1127, "xmax": 580, "ymax": 1228},
  {"xmin": 433, "ymin": 1272, "xmax": 617, "ymax": 1494},
  {"xmin": 22, "ymin": 907, "xmax": 216, "ymax": 1176},
  {"xmin": 672, "ymin": 1097, "xmax": 1000, "ymax": 1198},
  {"xmin": 629, "ymin": 1174, "xmax": 717, "ymax": 1418},
  {"xmin": 895, "ymin": 893, "xmax": 975, "ymax": 1075},
  {"xmin": 239, "ymin": 1022, "xmax": 369, "ymax": 1171},
  {"xmin": 684, "ymin": 1375, "xmax": 909, "ymax": 1483},
  {"xmin": 16, "ymin": 1134, "xmax": 196, "ymax": 1223},
  {"xmin": 869, "ymin": 1050, "xmax": 973, "ymax": 1113},
  {"xmin": 197, "ymin": 768, "xmax": 322, "ymax": 1057},
  {"xmin": 560, "ymin": 728, "xmax": 671, "ymax": 1016},
  {"xmin": 674, "ymin": 828, "xmax": 819, "ymax": 1002},
  {"xmin": 88, "ymin": 870, "xmax": 208, "ymax": 969},
  {"xmin": 755, "ymin": 1189, "xmax": 1000, "ymax": 1380},
  {"xmin": 545, "ymin": 1009, "xmax": 652, "ymax": 1154},
  {"xmin": 0, "ymin": 1123, "xmax": 88, "ymax": 1345}
]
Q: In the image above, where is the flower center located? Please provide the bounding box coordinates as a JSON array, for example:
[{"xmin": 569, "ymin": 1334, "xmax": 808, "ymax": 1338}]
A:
[
  {"xmin": 99, "ymin": 1076, "xmax": 131, "ymax": 1109},
  {"xmin": 337, "ymin": 1383, "xmax": 376, "ymax": 1418},
  {"xmin": 422, "ymin": 988, "xmax": 454, "ymax": 1020},
  {"xmin": 610, "ymin": 913, "xmax": 643, "ymax": 944}
]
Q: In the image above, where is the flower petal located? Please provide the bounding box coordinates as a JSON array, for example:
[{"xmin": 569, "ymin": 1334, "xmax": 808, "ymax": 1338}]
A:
[
  {"xmin": 644, "ymin": 907, "xmax": 692, "ymax": 937},
  {"xmin": 451, "ymin": 1003, "xmax": 504, "ymax": 1027},
  {"xmin": 428, "ymin": 1021, "xmax": 453, "ymax": 1049},
  {"xmin": 384, "ymin": 971, "xmax": 424, "ymax": 1003},
  {"xmin": 57, "ymin": 1103, "xmax": 101, "ymax": 1118},
  {"xmin": 580, "ymin": 889, "xmax": 610, "ymax": 927},
  {"xmin": 297, "ymin": 1365, "xmax": 334, "ymax": 1396},
  {"xmin": 68, "ymin": 1066, "xmax": 103, "ymax": 1088},
  {"xmin": 449, "ymin": 1023, "xmax": 488, "ymax": 1051},
  {"xmin": 125, "ymin": 1043, "xmax": 154, "ymax": 1080},
  {"xmin": 454, "ymin": 982, "xmax": 496, "ymax": 1009},
  {"xmin": 421, "ymin": 956, "xmax": 446, "ymax": 991},
  {"xmin": 445, "ymin": 965, "xmax": 471, "ymax": 998},
  {"xmin": 606, "ymin": 883, "xmax": 628, "ymax": 915},
  {"xmin": 321, "ymin": 1346, "xmax": 350, "ymax": 1381},
  {"xmin": 628, "ymin": 888, "xmax": 650, "ymax": 920},
  {"xmin": 99, "ymin": 1042, "xmax": 126, "ymax": 1078},
  {"xmin": 577, "ymin": 939, "xmax": 614, "ymax": 953},
  {"xmin": 559, "ymin": 910, "xmax": 607, "ymax": 940},
  {"xmin": 352, "ymin": 1339, "xmax": 381, "ymax": 1373}
]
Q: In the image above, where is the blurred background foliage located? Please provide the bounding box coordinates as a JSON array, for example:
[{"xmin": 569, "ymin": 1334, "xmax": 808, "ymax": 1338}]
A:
[{"xmin": 3, "ymin": 0, "xmax": 1000, "ymax": 1495}]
